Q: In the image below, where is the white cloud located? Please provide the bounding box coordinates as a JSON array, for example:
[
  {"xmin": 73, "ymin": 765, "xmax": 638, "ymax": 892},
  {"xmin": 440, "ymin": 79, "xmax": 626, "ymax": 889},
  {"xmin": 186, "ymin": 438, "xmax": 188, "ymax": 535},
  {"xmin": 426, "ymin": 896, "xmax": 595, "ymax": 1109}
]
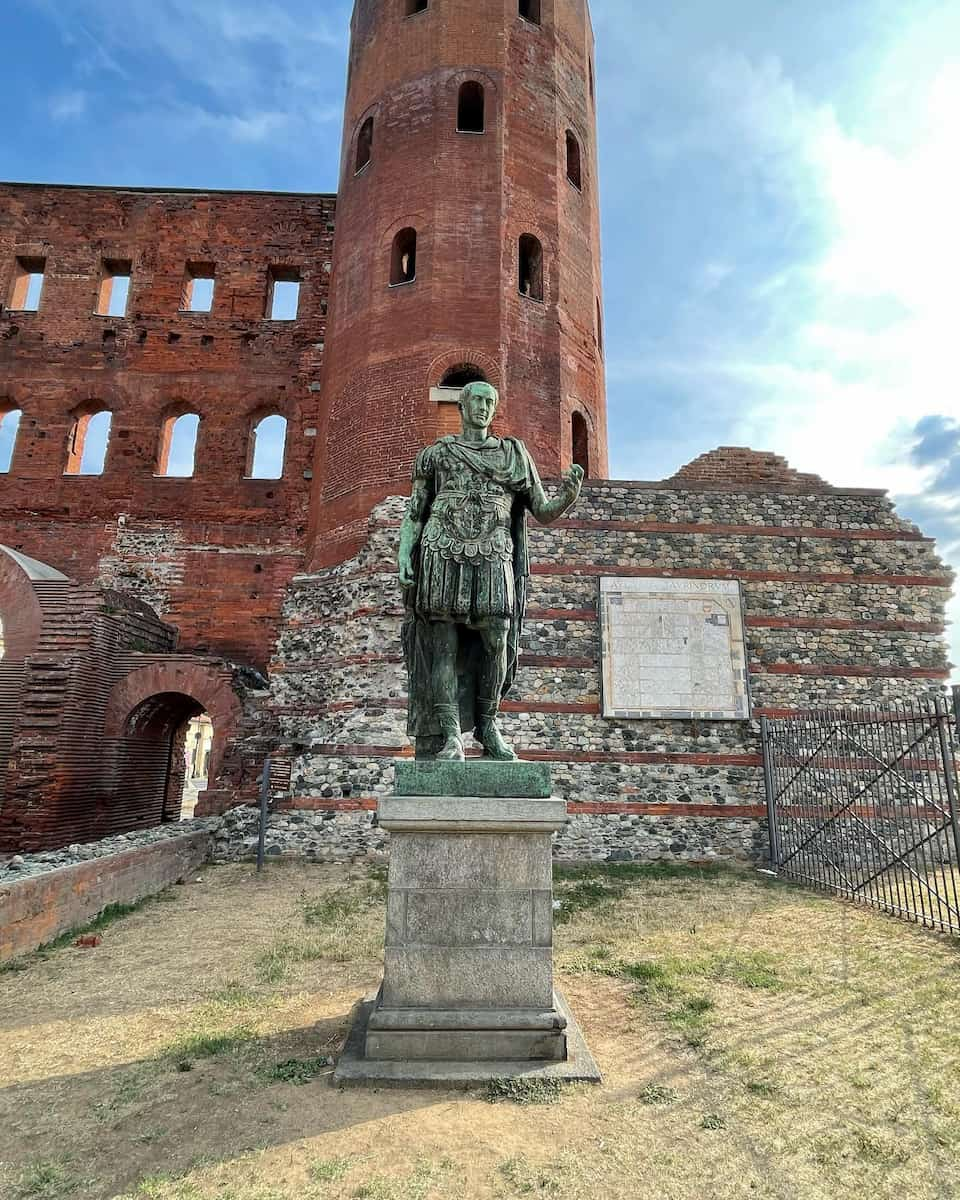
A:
[{"xmin": 48, "ymin": 89, "xmax": 87, "ymax": 119}]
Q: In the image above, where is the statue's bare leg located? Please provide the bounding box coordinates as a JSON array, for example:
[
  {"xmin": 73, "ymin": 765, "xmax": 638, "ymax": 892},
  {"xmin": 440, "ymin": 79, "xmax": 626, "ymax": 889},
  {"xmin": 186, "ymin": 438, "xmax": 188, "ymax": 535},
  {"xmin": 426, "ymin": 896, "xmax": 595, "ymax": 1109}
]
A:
[
  {"xmin": 430, "ymin": 619, "xmax": 464, "ymax": 761},
  {"xmin": 476, "ymin": 619, "xmax": 517, "ymax": 761}
]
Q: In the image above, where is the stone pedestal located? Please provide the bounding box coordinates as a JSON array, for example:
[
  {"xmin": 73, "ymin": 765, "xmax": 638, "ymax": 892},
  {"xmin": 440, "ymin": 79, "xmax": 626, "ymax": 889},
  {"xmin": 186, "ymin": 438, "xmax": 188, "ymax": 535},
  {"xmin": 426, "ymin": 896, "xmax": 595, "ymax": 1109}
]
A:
[{"xmin": 334, "ymin": 762, "xmax": 600, "ymax": 1087}]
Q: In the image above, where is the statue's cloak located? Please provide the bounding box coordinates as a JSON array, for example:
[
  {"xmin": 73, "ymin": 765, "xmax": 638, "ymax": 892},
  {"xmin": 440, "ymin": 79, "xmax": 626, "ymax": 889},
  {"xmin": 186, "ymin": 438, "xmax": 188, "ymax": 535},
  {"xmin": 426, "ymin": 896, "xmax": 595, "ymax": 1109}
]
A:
[{"xmin": 402, "ymin": 436, "xmax": 537, "ymax": 739}]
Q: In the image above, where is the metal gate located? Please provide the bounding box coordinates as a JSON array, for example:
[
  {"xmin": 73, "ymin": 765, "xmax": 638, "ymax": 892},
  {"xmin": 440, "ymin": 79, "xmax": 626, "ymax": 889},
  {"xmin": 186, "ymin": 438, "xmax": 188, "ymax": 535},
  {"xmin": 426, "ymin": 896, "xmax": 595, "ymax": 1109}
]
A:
[{"xmin": 761, "ymin": 691, "xmax": 960, "ymax": 936}]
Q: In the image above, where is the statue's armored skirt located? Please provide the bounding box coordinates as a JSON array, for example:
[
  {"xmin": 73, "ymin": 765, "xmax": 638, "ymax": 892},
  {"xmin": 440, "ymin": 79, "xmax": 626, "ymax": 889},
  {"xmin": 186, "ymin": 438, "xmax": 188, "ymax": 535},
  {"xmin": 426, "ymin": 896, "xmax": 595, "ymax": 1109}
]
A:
[{"xmin": 416, "ymin": 494, "xmax": 515, "ymax": 623}]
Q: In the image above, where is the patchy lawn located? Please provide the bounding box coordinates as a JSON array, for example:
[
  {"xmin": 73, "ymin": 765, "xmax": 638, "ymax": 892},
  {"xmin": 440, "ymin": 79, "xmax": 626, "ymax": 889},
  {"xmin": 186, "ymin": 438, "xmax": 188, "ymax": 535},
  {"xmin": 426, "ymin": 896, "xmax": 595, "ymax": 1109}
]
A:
[{"xmin": 0, "ymin": 860, "xmax": 958, "ymax": 1200}]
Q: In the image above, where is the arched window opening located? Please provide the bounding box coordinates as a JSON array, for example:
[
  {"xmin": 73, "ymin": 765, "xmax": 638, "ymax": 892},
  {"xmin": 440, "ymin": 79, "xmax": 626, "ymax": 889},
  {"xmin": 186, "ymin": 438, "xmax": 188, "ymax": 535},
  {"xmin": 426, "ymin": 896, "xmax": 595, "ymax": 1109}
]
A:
[
  {"xmin": 65, "ymin": 409, "xmax": 112, "ymax": 476},
  {"xmin": 391, "ymin": 228, "xmax": 418, "ymax": 286},
  {"xmin": 572, "ymin": 412, "xmax": 590, "ymax": 476},
  {"xmin": 565, "ymin": 131, "xmax": 582, "ymax": 189},
  {"xmin": 157, "ymin": 412, "xmax": 201, "ymax": 478},
  {"xmin": 403, "ymin": 0, "xmax": 428, "ymax": 13},
  {"xmin": 248, "ymin": 413, "xmax": 288, "ymax": 479},
  {"xmin": 0, "ymin": 409, "xmax": 22, "ymax": 473},
  {"xmin": 441, "ymin": 364, "xmax": 488, "ymax": 389},
  {"xmin": 518, "ymin": 234, "xmax": 544, "ymax": 302},
  {"xmin": 519, "ymin": 0, "xmax": 541, "ymax": 25},
  {"xmin": 596, "ymin": 297, "xmax": 603, "ymax": 354},
  {"xmin": 355, "ymin": 117, "xmax": 374, "ymax": 173},
  {"xmin": 457, "ymin": 82, "xmax": 485, "ymax": 133}
]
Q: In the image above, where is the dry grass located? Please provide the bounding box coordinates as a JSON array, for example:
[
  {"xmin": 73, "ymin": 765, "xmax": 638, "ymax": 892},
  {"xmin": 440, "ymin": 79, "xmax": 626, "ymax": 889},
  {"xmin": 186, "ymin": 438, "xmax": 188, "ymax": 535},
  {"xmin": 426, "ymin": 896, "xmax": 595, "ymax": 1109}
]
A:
[{"xmin": 1, "ymin": 860, "xmax": 958, "ymax": 1200}]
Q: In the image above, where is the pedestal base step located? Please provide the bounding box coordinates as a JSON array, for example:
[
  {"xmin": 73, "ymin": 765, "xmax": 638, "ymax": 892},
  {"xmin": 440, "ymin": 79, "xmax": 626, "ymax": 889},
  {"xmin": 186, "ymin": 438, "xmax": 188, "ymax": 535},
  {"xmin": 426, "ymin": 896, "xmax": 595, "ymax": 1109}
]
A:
[{"xmin": 333, "ymin": 989, "xmax": 602, "ymax": 1088}]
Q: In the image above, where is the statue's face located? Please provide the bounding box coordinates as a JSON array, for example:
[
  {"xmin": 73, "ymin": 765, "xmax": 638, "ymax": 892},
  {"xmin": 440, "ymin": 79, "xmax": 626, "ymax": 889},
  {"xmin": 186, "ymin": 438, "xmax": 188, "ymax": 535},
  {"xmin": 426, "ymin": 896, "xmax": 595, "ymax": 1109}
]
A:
[{"xmin": 459, "ymin": 383, "xmax": 499, "ymax": 430}]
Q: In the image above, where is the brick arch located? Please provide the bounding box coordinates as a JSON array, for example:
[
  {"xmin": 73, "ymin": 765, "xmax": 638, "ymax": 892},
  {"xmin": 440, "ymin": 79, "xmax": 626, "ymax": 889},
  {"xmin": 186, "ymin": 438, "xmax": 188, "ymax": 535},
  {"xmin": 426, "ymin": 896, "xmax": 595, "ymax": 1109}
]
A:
[
  {"xmin": 426, "ymin": 349, "xmax": 502, "ymax": 391},
  {"xmin": 0, "ymin": 551, "xmax": 47, "ymax": 663},
  {"xmin": 103, "ymin": 661, "xmax": 242, "ymax": 781}
]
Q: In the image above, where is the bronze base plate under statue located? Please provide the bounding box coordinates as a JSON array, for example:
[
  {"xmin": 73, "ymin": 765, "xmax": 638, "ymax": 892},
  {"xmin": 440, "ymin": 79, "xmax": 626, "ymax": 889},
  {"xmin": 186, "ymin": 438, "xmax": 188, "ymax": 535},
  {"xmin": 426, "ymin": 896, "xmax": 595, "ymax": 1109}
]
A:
[{"xmin": 333, "ymin": 761, "xmax": 601, "ymax": 1088}]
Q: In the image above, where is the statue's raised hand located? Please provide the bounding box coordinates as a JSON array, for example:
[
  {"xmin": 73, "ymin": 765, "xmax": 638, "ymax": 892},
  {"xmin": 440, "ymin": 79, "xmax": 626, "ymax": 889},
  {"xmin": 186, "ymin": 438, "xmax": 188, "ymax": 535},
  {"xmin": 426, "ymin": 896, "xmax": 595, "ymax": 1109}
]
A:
[{"xmin": 562, "ymin": 463, "xmax": 585, "ymax": 502}]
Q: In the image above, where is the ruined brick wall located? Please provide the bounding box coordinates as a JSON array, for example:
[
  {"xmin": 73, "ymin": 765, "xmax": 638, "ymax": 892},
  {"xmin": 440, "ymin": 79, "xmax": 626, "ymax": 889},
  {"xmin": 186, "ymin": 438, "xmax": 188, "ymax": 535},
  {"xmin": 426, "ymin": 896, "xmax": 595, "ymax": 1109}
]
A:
[
  {"xmin": 310, "ymin": 0, "xmax": 607, "ymax": 565},
  {"xmin": 0, "ymin": 828, "xmax": 212, "ymax": 961},
  {"xmin": 0, "ymin": 183, "xmax": 335, "ymax": 672},
  {"xmin": 0, "ymin": 547, "xmax": 265, "ymax": 852},
  {"xmin": 250, "ymin": 450, "xmax": 952, "ymax": 865}
]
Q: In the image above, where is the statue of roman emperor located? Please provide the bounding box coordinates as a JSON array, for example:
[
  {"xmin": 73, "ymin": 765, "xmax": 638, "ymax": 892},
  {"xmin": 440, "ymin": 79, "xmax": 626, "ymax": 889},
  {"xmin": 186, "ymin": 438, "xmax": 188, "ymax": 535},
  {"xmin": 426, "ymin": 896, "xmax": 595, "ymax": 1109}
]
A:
[{"xmin": 399, "ymin": 382, "xmax": 584, "ymax": 761}]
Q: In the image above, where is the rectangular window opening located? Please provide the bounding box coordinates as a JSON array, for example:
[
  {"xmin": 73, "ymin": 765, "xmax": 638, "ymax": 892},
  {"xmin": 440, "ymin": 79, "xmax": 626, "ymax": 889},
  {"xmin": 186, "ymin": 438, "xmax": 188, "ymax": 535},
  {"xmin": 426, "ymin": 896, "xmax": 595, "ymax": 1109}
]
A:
[
  {"xmin": 97, "ymin": 260, "xmax": 132, "ymax": 317},
  {"xmin": 9, "ymin": 257, "xmax": 46, "ymax": 312},
  {"xmin": 181, "ymin": 263, "xmax": 216, "ymax": 313},
  {"xmin": 267, "ymin": 268, "xmax": 301, "ymax": 321}
]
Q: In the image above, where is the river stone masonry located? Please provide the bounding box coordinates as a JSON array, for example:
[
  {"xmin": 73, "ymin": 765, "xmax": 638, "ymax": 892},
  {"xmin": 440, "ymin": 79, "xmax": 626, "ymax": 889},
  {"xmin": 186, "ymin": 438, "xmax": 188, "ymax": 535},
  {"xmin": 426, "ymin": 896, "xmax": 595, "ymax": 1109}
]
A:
[{"xmin": 252, "ymin": 450, "xmax": 953, "ymax": 866}]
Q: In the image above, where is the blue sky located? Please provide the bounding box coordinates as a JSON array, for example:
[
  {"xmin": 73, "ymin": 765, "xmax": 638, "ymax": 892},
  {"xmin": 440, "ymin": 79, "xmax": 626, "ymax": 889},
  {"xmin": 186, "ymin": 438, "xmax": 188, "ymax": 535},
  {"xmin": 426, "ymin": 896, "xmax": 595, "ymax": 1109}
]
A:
[{"xmin": 3, "ymin": 0, "xmax": 958, "ymax": 669}]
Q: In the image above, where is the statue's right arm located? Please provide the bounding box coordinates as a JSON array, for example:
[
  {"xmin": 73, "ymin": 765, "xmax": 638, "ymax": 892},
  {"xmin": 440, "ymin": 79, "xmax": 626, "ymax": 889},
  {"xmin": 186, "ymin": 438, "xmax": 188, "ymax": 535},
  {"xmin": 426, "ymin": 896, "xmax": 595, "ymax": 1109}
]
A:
[{"xmin": 398, "ymin": 476, "xmax": 430, "ymax": 589}]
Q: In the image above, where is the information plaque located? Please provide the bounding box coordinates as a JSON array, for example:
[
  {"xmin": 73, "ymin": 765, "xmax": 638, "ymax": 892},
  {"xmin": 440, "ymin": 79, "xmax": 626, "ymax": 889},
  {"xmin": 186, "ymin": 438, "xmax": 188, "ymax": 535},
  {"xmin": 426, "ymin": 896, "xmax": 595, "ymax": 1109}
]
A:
[{"xmin": 599, "ymin": 577, "xmax": 750, "ymax": 721}]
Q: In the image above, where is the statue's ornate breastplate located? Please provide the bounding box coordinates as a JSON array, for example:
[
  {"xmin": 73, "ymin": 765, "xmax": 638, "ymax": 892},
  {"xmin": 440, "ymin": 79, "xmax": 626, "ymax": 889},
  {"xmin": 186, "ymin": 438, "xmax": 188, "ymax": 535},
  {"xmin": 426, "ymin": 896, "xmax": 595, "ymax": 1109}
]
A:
[{"xmin": 421, "ymin": 448, "xmax": 514, "ymax": 564}]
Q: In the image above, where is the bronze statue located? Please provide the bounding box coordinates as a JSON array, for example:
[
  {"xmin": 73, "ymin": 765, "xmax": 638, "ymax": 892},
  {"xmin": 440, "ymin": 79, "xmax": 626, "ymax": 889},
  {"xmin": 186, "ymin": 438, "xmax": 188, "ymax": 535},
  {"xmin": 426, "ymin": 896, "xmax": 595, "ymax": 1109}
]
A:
[{"xmin": 399, "ymin": 382, "xmax": 584, "ymax": 761}]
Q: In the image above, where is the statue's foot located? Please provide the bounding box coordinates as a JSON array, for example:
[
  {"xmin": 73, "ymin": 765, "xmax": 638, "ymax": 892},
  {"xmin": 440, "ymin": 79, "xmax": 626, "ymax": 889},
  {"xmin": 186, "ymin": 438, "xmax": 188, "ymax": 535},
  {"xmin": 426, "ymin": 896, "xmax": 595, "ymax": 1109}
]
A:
[
  {"xmin": 436, "ymin": 733, "xmax": 465, "ymax": 761},
  {"xmin": 478, "ymin": 722, "xmax": 518, "ymax": 761}
]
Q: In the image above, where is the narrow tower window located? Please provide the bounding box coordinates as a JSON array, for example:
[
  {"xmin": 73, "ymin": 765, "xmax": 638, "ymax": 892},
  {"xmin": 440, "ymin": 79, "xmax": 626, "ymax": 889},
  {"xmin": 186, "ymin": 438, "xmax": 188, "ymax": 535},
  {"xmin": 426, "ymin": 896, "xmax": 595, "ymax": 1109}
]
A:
[
  {"xmin": 457, "ymin": 82, "xmax": 485, "ymax": 133},
  {"xmin": 518, "ymin": 235, "xmax": 543, "ymax": 302},
  {"xmin": 180, "ymin": 264, "xmax": 216, "ymax": 313},
  {"xmin": 390, "ymin": 229, "xmax": 418, "ymax": 286},
  {"xmin": 65, "ymin": 408, "xmax": 112, "ymax": 476},
  {"xmin": 96, "ymin": 260, "xmax": 132, "ymax": 317},
  {"xmin": 572, "ymin": 413, "xmax": 590, "ymax": 476},
  {"xmin": 0, "ymin": 408, "xmax": 22, "ymax": 473},
  {"xmin": 8, "ymin": 258, "xmax": 46, "ymax": 312},
  {"xmin": 248, "ymin": 414, "xmax": 288, "ymax": 479},
  {"xmin": 355, "ymin": 117, "xmax": 374, "ymax": 173},
  {"xmin": 589, "ymin": 58, "xmax": 595, "ymax": 103},
  {"xmin": 565, "ymin": 131, "xmax": 582, "ymax": 189},
  {"xmin": 519, "ymin": 0, "xmax": 541, "ymax": 25},
  {"xmin": 266, "ymin": 267, "xmax": 301, "ymax": 320},
  {"xmin": 158, "ymin": 412, "xmax": 201, "ymax": 477},
  {"xmin": 403, "ymin": 0, "xmax": 428, "ymax": 13},
  {"xmin": 596, "ymin": 297, "xmax": 603, "ymax": 354}
]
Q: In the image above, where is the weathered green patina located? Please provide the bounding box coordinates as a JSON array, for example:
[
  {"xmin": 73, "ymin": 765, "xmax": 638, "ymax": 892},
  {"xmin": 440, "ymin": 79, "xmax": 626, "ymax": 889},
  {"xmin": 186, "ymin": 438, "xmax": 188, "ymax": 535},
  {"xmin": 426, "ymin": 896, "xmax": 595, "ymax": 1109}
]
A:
[
  {"xmin": 394, "ymin": 759, "xmax": 553, "ymax": 799},
  {"xmin": 398, "ymin": 382, "xmax": 583, "ymax": 762}
]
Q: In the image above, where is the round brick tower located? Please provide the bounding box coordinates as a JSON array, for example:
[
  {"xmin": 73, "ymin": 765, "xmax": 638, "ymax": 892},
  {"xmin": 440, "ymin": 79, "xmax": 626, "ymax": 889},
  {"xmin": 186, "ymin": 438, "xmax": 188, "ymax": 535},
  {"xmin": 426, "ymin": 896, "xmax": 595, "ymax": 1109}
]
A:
[{"xmin": 308, "ymin": 0, "xmax": 607, "ymax": 566}]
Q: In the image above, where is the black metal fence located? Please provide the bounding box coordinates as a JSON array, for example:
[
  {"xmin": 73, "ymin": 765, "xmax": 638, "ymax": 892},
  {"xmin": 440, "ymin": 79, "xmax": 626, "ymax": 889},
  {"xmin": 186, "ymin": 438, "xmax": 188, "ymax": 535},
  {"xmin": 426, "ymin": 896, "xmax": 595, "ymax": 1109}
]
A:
[{"xmin": 761, "ymin": 690, "xmax": 960, "ymax": 936}]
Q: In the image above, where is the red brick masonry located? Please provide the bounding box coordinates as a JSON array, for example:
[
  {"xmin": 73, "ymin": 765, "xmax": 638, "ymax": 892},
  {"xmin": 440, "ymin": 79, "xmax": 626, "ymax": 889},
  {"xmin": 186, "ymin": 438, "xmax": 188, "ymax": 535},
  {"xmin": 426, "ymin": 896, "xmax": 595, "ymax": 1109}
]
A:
[{"xmin": 0, "ymin": 830, "xmax": 212, "ymax": 961}]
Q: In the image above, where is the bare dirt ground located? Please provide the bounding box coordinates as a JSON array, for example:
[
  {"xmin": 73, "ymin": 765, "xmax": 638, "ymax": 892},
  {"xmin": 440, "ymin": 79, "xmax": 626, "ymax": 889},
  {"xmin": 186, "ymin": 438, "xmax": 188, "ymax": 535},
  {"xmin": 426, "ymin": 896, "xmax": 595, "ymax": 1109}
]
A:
[{"xmin": 1, "ymin": 860, "xmax": 958, "ymax": 1200}]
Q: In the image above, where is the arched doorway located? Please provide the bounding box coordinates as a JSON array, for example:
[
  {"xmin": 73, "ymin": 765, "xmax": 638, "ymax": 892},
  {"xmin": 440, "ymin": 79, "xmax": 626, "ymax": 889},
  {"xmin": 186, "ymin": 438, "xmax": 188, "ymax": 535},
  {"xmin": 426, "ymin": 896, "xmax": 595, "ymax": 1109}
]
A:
[
  {"xmin": 121, "ymin": 692, "xmax": 215, "ymax": 823},
  {"xmin": 104, "ymin": 661, "xmax": 242, "ymax": 828},
  {"xmin": 181, "ymin": 714, "xmax": 214, "ymax": 818}
]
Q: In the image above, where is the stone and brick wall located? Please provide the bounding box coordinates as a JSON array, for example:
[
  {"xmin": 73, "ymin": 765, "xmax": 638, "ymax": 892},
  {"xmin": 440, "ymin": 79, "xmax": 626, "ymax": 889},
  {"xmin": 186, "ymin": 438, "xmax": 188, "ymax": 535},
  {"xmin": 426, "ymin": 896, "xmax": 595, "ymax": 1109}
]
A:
[
  {"xmin": 0, "ymin": 182, "xmax": 335, "ymax": 673},
  {"xmin": 252, "ymin": 450, "xmax": 952, "ymax": 865}
]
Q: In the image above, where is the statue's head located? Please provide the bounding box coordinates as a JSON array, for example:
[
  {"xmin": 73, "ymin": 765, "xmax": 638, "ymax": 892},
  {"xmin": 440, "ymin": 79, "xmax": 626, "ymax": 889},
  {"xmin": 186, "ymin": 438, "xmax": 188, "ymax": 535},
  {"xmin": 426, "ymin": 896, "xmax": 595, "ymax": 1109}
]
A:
[{"xmin": 458, "ymin": 381, "xmax": 499, "ymax": 429}]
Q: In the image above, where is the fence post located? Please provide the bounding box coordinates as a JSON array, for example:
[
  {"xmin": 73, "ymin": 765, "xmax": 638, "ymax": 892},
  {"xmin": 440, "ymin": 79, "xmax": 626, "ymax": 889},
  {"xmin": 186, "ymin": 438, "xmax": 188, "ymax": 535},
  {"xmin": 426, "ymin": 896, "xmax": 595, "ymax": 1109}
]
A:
[
  {"xmin": 256, "ymin": 756, "xmax": 272, "ymax": 874},
  {"xmin": 760, "ymin": 717, "xmax": 782, "ymax": 870},
  {"xmin": 936, "ymin": 696, "xmax": 960, "ymax": 871}
]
